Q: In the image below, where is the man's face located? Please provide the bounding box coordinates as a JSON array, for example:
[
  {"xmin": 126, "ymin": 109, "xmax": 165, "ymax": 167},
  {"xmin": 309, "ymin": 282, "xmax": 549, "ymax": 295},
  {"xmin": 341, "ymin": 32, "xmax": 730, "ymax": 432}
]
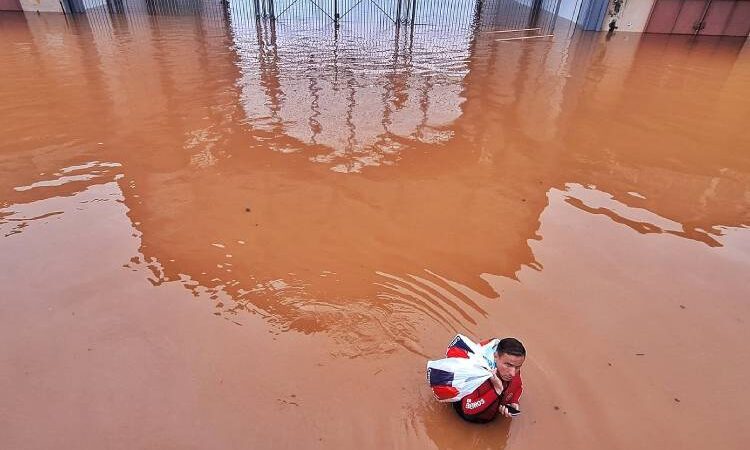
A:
[{"xmin": 495, "ymin": 352, "xmax": 525, "ymax": 382}]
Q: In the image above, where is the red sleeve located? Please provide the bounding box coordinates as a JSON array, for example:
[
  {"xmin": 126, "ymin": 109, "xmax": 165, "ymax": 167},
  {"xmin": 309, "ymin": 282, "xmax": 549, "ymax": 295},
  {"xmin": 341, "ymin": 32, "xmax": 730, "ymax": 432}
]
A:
[
  {"xmin": 504, "ymin": 374, "xmax": 523, "ymax": 404},
  {"xmin": 461, "ymin": 380, "xmax": 499, "ymax": 416}
]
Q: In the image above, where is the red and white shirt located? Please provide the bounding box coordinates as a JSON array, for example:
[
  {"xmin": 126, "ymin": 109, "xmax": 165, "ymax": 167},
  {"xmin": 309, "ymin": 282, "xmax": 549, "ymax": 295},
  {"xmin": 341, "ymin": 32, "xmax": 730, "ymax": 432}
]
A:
[{"xmin": 454, "ymin": 373, "xmax": 522, "ymax": 422}]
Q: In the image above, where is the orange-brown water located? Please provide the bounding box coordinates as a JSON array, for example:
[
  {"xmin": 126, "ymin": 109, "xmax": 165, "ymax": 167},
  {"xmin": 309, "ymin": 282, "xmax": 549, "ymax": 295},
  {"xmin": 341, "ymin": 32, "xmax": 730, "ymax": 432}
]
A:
[{"xmin": 1, "ymin": 9, "xmax": 749, "ymax": 450}]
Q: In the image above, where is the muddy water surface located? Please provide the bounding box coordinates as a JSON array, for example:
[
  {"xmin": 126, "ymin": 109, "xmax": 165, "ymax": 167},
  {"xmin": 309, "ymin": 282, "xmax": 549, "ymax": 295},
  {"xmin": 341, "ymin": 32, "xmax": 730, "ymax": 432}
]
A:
[{"xmin": 1, "ymin": 9, "xmax": 749, "ymax": 450}]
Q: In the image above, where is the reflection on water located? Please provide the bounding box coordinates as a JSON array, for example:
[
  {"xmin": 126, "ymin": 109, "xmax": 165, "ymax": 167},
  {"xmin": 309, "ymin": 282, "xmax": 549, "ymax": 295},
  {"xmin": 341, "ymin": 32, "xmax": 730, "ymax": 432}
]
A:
[
  {"xmin": 233, "ymin": 17, "xmax": 471, "ymax": 173},
  {"xmin": 1, "ymin": 4, "xmax": 749, "ymax": 449},
  {"xmin": 2, "ymin": 0, "xmax": 749, "ymax": 340},
  {"xmin": 2, "ymin": 2, "xmax": 749, "ymax": 349}
]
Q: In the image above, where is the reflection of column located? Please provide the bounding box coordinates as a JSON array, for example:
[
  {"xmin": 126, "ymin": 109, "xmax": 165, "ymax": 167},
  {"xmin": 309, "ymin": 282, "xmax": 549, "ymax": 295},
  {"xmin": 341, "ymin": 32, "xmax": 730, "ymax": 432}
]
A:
[
  {"xmin": 415, "ymin": 76, "xmax": 431, "ymax": 140},
  {"xmin": 472, "ymin": 0, "xmax": 483, "ymax": 30},
  {"xmin": 529, "ymin": 0, "xmax": 543, "ymax": 27},
  {"xmin": 307, "ymin": 68, "xmax": 322, "ymax": 145},
  {"xmin": 144, "ymin": 0, "xmax": 158, "ymax": 16},
  {"xmin": 108, "ymin": 0, "xmax": 125, "ymax": 16},
  {"xmin": 256, "ymin": 18, "xmax": 283, "ymax": 128},
  {"xmin": 381, "ymin": 26, "xmax": 401, "ymax": 139},
  {"xmin": 344, "ymin": 74, "xmax": 357, "ymax": 159},
  {"xmin": 67, "ymin": 0, "xmax": 105, "ymax": 13}
]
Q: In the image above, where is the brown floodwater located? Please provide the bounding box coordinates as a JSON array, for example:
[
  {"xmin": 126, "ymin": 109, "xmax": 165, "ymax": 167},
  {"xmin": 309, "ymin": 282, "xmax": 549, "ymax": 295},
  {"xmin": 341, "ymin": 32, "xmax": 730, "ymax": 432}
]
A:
[{"xmin": 1, "ymin": 7, "xmax": 749, "ymax": 450}]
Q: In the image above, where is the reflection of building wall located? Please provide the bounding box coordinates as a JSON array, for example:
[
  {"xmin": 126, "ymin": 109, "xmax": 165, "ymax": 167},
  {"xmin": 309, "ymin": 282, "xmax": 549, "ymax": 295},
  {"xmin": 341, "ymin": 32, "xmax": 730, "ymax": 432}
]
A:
[
  {"xmin": 68, "ymin": 0, "xmax": 107, "ymax": 13},
  {"xmin": 457, "ymin": 26, "xmax": 572, "ymax": 148},
  {"xmin": 553, "ymin": 0, "xmax": 608, "ymax": 30},
  {"xmin": 232, "ymin": 16, "xmax": 472, "ymax": 171},
  {"xmin": 8, "ymin": 5, "xmax": 748, "ymax": 349},
  {"xmin": 557, "ymin": 0, "xmax": 582, "ymax": 21},
  {"xmin": 0, "ymin": 0, "xmax": 21, "ymax": 11},
  {"xmin": 230, "ymin": 0, "xmax": 588, "ymax": 173},
  {"xmin": 7, "ymin": 5, "xmax": 243, "ymax": 177},
  {"xmin": 456, "ymin": 25, "xmax": 749, "ymax": 243},
  {"xmin": 0, "ymin": 13, "xmax": 116, "ymax": 194},
  {"xmin": 556, "ymin": 32, "xmax": 750, "ymax": 235}
]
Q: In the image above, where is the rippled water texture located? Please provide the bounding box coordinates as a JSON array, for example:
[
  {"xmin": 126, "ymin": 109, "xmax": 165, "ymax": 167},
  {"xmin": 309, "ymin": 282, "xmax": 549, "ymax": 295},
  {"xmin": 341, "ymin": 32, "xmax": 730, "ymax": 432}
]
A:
[{"xmin": 1, "ymin": 6, "xmax": 749, "ymax": 450}]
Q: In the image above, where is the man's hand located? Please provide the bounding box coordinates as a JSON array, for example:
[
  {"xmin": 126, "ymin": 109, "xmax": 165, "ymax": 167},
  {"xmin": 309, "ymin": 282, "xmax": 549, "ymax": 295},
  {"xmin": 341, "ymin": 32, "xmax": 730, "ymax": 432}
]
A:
[
  {"xmin": 498, "ymin": 404, "xmax": 513, "ymax": 418},
  {"xmin": 489, "ymin": 368, "xmax": 504, "ymax": 395},
  {"xmin": 499, "ymin": 403, "xmax": 520, "ymax": 419}
]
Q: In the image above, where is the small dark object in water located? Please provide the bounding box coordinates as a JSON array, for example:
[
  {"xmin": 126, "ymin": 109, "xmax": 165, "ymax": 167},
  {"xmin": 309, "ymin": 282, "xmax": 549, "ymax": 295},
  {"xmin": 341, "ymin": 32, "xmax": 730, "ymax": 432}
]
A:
[
  {"xmin": 608, "ymin": 362, "xmax": 612, "ymax": 366},
  {"xmin": 636, "ymin": 353, "xmax": 645, "ymax": 356},
  {"xmin": 680, "ymin": 305, "xmax": 686, "ymax": 309},
  {"xmin": 245, "ymin": 207, "xmax": 251, "ymax": 212},
  {"xmin": 674, "ymin": 398, "xmax": 681, "ymax": 403},
  {"xmin": 553, "ymin": 406, "xmax": 560, "ymax": 410},
  {"xmin": 608, "ymin": 19, "xmax": 618, "ymax": 33}
]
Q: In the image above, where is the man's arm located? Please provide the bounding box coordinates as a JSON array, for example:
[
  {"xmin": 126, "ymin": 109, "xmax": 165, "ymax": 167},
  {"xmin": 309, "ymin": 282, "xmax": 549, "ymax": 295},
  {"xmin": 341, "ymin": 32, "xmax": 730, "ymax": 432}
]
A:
[
  {"xmin": 460, "ymin": 381, "xmax": 499, "ymax": 417},
  {"xmin": 499, "ymin": 375, "xmax": 523, "ymax": 418},
  {"xmin": 488, "ymin": 369, "xmax": 504, "ymax": 396}
]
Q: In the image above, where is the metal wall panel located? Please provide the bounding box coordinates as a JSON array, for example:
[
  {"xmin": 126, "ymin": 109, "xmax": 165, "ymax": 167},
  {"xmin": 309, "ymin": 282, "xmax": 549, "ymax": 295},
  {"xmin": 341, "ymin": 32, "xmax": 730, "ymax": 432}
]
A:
[
  {"xmin": 0, "ymin": 0, "xmax": 22, "ymax": 10},
  {"xmin": 723, "ymin": 0, "xmax": 750, "ymax": 35},
  {"xmin": 646, "ymin": 0, "xmax": 750, "ymax": 36},
  {"xmin": 672, "ymin": 0, "xmax": 709, "ymax": 33},
  {"xmin": 701, "ymin": 0, "xmax": 735, "ymax": 35},
  {"xmin": 645, "ymin": 0, "xmax": 682, "ymax": 33}
]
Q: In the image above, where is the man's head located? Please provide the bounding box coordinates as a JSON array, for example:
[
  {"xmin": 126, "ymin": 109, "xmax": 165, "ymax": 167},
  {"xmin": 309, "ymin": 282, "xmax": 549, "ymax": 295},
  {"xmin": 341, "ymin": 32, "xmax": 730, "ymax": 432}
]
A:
[{"xmin": 494, "ymin": 338, "xmax": 526, "ymax": 382}]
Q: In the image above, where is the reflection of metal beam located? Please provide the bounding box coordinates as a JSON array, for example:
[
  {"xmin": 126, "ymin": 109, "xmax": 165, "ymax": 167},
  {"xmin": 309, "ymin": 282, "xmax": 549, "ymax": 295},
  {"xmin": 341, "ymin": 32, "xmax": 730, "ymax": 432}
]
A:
[
  {"xmin": 341, "ymin": 0, "xmax": 365, "ymax": 19},
  {"xmin": 472, "ymin": 0, "xmax": 483, "ymax": 31},
  {"xmin": 275, "ymin": 0, "xmax": 301, "ymax": 19},
  {"xmin": 550, "ymin": 0, "xmax": 563, "ymax": 32},
  {"xmin": 371, "ymin": 0, "xmax": 396, "ymax": 23},
  {"xmin": 308, "ymin": 0, "xmax": 335, "ymax": 21},
  {"xmin": 488, "ymin": 28, "xmax": 541, "ymax": 33},
  {"xmin": 340, "ymin": 0, "xmax": 395, "ymax": 23},
  {"xmin": 693, "ymin": 0, "xmax": 713, "ymax": 35},
  {"xmin": 496, "ymin": 34, "xmax": 553, "ymax": 42},
  {"xmin": 529, "ymin": 0, "xmax": 543, "ymax": 26}
]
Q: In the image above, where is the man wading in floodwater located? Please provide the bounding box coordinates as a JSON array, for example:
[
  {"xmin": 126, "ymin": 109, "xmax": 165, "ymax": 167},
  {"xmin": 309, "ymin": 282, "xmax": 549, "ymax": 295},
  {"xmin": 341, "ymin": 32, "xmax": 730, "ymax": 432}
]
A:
[{"xmin": 453, "ymin": 338, "xmax": 525, "ymax": 423}]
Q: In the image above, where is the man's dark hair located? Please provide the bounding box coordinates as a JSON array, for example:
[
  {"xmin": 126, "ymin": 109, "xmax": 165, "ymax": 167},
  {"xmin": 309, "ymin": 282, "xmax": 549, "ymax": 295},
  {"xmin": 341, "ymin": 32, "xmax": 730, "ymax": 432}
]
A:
[{"xmin": 496, "ymin": 338, "xmax": 526, "ymax": 357}]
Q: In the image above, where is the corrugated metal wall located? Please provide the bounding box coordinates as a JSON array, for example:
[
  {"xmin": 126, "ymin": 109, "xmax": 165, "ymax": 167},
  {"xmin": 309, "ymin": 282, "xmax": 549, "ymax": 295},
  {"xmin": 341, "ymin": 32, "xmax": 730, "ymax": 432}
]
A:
[
  {"xmin": 646, "ymin": 0, "xmax": 750, "ymax": 36},
  {"xmin": 77, "ymin": 0, "xmax": 570, "ymax": 38},
  {"xmin": 0, "ymin": 0, "xmax": 22, "ymax": 10}
]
